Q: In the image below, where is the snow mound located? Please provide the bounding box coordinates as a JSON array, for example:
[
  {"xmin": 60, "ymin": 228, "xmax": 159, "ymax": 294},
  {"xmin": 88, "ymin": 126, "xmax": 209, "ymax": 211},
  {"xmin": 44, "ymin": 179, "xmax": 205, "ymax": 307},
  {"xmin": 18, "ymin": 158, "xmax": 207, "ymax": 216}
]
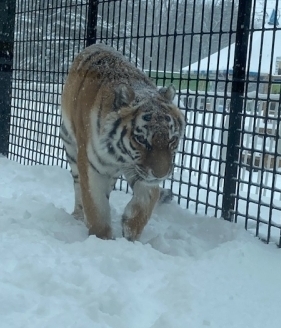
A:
[{"xmin": 0, "ymin": 157, "xmax": 280, "ymax": 328}]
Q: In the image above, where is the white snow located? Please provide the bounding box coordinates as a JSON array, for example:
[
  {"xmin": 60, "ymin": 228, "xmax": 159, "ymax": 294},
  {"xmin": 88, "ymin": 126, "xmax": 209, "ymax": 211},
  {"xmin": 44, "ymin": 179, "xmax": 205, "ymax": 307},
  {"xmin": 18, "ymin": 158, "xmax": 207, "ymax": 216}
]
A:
[{"xmin": 1, "ymin": 156, "xmax": 281, "ymax": 328}]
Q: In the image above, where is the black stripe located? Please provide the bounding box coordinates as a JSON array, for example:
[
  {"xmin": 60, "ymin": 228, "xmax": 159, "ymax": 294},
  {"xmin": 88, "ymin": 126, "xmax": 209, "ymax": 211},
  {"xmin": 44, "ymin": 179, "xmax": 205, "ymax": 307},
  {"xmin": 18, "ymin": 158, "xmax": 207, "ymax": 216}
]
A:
[
  {"xmin": 113, "ymin": 95, "xmax": 119, "ymax": 112},
  {"xmin": 120, "ymin": 126, "xmax": 127, "ymax": 142},
  {"xmin": 60, "ymin": 123, "xmax": 69, "ymax": 136},
  {"xmin": 72, "ymin": 174, "xmax": 79, "ymax": 183},
  {"xmin": 145, "ymin": 141, "xmax": 152, "ymax": 151},
  {"xmin": 126, "ymin": 149, "xmax": 135, "ymax": 161},
  {"xmin": 118, "ymin": 156, "xmax": 126, "ymax": 163},
  {"xmin": 129, "ymin": 139, "xmax": 137, "ymax": 151},
  {"xmin": 177, "ymin": 116, "xmax": 185, "ymax": 134},
  {"xmin": 89, "ymin": 160, "xmax": 101, "ymax": 175},
  {"xmin": 60, "ymin": 124, "xmax": 73, "ymax": 145},
  {"xmin": 131, "ymin": 115, "xmax": 137, "ymax": 131},
  {"xmin": 117, "ymin": 127, "xmax": 129, "ymax": 156},
  {"xmin": 60, "ymin": 123, "xmax": 69, "ymax": 137},
  {"xmin": 60, "ymin": 133, "xmax": 72, "ymax": 145},
  {"xmin": 97, "ymin": 104, "xmax": 102, "ymax": 134},
  {"xmin": 106, "ymin": 142, "xmax": 115, "ymax": 155},
  {"xmin": 65, "ymin": 151, "xmax": 77, "ymax": 164},
  {"xmin": 91, "ymin": 142, "xmax": 111, "ymax": 167},
  {"xmin": 108, "ymin": 118, "xmax": 122, "ymax": 139},
  {"xmin": 116, "ymin": 139, "xmax": 127, "ymax": 156}
]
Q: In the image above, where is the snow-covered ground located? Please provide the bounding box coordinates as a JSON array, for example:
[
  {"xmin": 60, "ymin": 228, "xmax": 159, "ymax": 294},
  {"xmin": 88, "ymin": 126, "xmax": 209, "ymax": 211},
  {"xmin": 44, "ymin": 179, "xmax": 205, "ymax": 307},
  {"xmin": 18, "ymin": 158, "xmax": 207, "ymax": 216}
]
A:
[{"xmin": 1, "ymin": 156, "xmax": 281, "ymax": 328}]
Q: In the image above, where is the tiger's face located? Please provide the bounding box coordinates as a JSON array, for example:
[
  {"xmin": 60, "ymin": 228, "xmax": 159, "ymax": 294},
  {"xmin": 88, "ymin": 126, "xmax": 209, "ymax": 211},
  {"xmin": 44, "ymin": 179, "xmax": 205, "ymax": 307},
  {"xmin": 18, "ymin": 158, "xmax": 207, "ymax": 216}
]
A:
[
  {"xmin": 100, "ymin": 84, "xmax": 185, "ymax": 185},
  {"xmin": 132, "ymin": 114, "xmax": 180, "ymax": 183},
  {"xmin": 116, "ymin": 88, "xmax": 185, "ymax": 185}
]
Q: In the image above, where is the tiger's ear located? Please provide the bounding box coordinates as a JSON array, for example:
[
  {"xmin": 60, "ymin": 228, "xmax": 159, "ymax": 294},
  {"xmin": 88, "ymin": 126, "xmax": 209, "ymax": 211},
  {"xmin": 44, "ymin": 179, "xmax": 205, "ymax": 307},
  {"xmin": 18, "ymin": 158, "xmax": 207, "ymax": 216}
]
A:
[
  {"xmin": 158, "ymin": 84, "xmax": 176, "ymax": 102},
  {"xmin": 114, "ymin": 84, "xmax": 135, "ymax": 108}
]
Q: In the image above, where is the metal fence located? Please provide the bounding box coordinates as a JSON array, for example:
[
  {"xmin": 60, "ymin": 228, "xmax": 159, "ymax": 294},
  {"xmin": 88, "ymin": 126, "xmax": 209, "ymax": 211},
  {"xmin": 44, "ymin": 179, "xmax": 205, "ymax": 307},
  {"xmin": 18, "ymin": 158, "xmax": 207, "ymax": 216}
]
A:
[{"xmin": 0, "ymin": 0, "xmax": 281, "ymax": 247}]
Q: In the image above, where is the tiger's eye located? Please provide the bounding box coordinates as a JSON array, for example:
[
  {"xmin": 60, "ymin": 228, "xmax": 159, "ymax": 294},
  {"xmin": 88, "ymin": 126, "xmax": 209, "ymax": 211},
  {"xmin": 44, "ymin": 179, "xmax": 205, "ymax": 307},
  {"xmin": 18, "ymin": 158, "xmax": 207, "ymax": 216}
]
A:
[
  {"xmin": 142, "ymin": 114, "xmax": 152, "ymax": 121},
  {"xmin": 134, "ymin": 135, "xmax": 146, "ymax": 144},
  {"xmin": 165, "ymin": 115, "xmax": 171, "ymax": 122}
]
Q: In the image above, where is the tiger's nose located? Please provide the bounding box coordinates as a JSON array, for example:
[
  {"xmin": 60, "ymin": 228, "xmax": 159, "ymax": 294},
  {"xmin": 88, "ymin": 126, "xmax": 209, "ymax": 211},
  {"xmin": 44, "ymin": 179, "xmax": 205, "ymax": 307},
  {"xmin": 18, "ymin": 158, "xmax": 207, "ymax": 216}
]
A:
[
  {"xmin": 151, "ymin": 165, "xmax": 172, "ymax": 179},
  {"xmin": 148, "ymin": 151, "xmax": 172, "ymax": 179}
]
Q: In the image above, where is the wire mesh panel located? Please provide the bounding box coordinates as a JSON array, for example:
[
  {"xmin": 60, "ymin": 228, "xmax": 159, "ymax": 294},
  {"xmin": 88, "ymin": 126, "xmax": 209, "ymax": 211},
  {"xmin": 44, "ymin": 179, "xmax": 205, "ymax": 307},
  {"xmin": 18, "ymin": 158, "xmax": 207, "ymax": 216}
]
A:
[
  {"xmin": 5, "ymin": 0, "xmax": 281, "ymax": 246},
  {"xmin": 236, "ymin": 0, "xmax": 281, "ymax": 246},
  {"xmin": 9, "ymin": 0, "xmax": 88, "ymax": 167}
]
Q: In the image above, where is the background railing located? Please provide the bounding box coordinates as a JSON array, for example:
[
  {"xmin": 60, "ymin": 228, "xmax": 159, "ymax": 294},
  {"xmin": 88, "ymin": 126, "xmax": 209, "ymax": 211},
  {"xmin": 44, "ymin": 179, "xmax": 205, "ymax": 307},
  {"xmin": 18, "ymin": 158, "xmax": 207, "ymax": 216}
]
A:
[{"xmin": 1, "ymin": 0, "xmax": 281, "ymax": 247}]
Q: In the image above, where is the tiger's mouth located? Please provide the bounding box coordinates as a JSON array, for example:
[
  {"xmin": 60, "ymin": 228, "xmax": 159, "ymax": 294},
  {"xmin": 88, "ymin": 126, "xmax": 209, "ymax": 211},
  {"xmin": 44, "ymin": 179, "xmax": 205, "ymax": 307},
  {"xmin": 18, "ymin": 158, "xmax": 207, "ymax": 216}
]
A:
[{"xmin": 135, "ymin": 166, "xmax": 172, "ymax": 185}]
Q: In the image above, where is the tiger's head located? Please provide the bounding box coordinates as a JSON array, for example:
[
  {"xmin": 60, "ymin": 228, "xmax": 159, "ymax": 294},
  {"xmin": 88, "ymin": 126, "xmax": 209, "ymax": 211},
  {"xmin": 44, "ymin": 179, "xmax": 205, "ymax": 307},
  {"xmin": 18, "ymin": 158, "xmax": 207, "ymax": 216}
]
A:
[{"xmin": 106, "ymin": 83, "xmax": 186, "ymax": 185}]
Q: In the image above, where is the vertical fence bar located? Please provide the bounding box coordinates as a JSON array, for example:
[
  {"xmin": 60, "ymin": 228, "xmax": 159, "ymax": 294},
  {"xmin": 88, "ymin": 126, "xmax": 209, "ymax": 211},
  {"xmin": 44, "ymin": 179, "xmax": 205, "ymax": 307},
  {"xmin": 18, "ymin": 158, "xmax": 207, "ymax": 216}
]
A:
[
  {"xmin": 0, "ymin": 0, "xmax": 16, "ymax": 156},
  {"xmin": 222, "ymin": 0, "xmax": 252, "ymax": 221},
  {"xmin": 86, "ymin": 0, "xmax": 99, "ymax": 47}
]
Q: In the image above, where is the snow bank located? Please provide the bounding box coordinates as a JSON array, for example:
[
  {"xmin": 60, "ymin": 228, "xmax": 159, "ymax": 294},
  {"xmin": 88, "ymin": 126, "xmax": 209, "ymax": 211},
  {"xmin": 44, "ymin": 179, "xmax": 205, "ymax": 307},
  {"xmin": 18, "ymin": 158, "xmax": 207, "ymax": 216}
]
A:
[{"xmin": 0, "ymin": 157, "xmax": 280, "ymax": 328}]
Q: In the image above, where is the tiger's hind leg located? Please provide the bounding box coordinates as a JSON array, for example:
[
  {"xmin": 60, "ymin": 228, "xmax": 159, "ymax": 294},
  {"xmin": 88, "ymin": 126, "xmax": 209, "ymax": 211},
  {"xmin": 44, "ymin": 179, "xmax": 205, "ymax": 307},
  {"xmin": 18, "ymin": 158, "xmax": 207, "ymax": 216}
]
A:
[
  {"xmin": 121, "ymin": 177, "xmax": 160, "ymax": 241},
  {"xmin": 158, "ymin": 187, "xmax": 173, "ymax": 204},
  {"xmin": 60, "ymin": 121, "xmax": 84, "ymax": 222}
]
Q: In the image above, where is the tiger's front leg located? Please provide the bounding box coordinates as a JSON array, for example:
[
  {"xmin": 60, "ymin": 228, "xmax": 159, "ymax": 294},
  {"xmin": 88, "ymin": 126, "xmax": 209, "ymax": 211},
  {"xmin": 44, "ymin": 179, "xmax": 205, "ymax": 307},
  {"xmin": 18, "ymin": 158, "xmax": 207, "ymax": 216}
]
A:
[
  {"xmin": 77, "ymin": 150, "xmax": 112, "ymax": 240},
  {"xmin": 122, "ymin": 182, "xmax": 160, "ymax": 241}
]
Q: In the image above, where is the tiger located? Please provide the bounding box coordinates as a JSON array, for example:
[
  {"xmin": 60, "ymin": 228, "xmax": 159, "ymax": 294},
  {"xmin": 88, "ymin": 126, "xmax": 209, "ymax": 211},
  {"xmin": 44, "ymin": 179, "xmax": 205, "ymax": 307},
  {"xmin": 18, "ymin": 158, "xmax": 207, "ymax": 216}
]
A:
[{"xmin": 60, "ymin": 43, "xmax": 185, "ymax": 241}]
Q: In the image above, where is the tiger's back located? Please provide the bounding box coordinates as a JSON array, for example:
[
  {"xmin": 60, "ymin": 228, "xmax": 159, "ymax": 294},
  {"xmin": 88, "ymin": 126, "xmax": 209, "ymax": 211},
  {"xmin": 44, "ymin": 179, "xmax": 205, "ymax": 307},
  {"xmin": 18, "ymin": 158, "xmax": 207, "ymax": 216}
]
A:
[
  {"xmin": 62, "ymin": 44, "xmax": 154, "ymax": 136},
  {"xmin": 60, "ymin": 44, "xmax": 185, "ymax": 241}
]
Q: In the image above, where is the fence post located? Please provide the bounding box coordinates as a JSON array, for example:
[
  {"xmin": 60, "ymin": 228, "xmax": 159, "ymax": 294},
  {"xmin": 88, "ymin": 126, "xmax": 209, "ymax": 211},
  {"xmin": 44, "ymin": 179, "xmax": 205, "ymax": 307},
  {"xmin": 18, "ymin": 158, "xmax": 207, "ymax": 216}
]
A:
[
  {"xmin": 221, "ymin": 0, "xmax": 252, "ymax": 221},
  {"xmin": 0, "ymin": 0, "xmax": 16, "ymax": 156},
  {"xmin": 86, "ymin": 0, "xmax": 99, "ymax": 47}
]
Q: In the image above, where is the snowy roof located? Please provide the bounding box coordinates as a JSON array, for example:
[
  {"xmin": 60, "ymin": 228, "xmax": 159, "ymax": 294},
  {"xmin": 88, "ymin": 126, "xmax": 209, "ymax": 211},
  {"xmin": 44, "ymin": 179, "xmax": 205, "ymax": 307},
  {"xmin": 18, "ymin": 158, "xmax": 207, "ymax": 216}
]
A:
[{"xmin": 183, "ymin": 27, "xmax": 281, "ymax": 76}]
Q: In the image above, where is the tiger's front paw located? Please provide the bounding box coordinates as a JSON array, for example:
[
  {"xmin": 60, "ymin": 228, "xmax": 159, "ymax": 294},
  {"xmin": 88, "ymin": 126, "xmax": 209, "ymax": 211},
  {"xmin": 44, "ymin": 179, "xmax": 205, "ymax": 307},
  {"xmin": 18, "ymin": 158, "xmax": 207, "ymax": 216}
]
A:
[
  {"xmin": 122, "ymin": 216, "xmax": 141, "ymax": 242},
  {"xmin": 88, "ymin": 224, "xmax": 112, "ymax": 240},
  {"xmin": 72, "ymin": 208, "xmax": 84, "ymax": 222}
]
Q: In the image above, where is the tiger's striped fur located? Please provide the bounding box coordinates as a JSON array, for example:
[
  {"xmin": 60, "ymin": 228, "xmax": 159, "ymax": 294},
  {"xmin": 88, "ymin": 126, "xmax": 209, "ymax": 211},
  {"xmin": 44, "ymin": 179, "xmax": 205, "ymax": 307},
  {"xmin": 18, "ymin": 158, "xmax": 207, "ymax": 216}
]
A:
[{"xmin": 60, "ymin": 44, "xmax": 185, "ymax": 241}]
